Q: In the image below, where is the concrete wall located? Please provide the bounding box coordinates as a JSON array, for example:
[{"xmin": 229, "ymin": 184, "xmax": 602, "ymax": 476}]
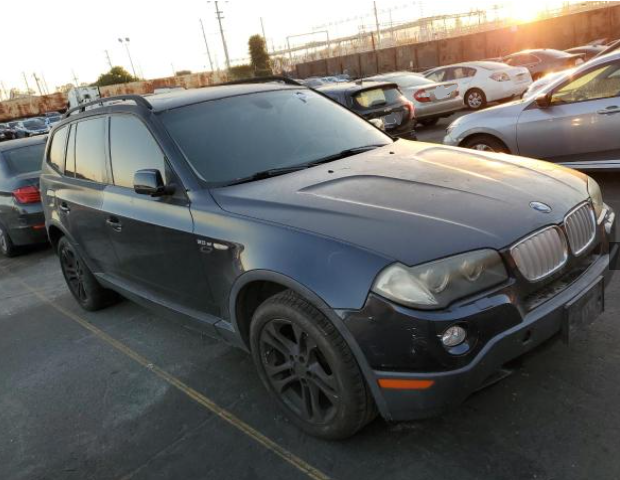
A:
[{"xmin": 296, "ymin": 4, "xmax": 620, "ymax": 78}]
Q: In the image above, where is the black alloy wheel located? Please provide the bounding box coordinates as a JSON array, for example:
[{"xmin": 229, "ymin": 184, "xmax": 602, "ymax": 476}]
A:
[{"xmin": 259, "ymin": 318, "xmax": 340, "ymax": 424}]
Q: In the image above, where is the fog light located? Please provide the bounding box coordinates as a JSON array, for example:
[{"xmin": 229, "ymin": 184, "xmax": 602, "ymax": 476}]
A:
[{"xmin": 442, "ymin": 325, "xmax": 467, "ymax": 347}]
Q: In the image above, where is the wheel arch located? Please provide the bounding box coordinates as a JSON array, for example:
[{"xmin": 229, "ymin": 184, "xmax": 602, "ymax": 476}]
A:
[{"xmin": 228, "ymin": 269, "xmax": 391, "ymax": 419}]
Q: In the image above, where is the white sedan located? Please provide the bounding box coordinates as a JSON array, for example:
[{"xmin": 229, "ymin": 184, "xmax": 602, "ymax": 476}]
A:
[{"xmin": 424, "ymin": 61, "xmax": 532, "ymax": 110}]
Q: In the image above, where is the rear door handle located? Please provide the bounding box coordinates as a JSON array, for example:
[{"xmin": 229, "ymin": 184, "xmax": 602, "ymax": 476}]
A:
[
  {"xmin": 106, "ymin": 216, "xmax": 123, "ymax": 232},
  {"xmin": 597, "ymin": 106, "xmax": 620, "ymax": 115},
  {"xmin": 59, "ymin": 202, "xmax": 71, "ymax": 213}
]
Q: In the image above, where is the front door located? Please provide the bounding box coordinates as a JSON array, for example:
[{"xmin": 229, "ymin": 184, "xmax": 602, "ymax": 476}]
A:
[
  {"xmin": 516, "ymin": 59, "xmax": 620, "ymax": 164},
  {"xmin": 102, "ymin": 114, "xmax": 214, "ymax": 315}
]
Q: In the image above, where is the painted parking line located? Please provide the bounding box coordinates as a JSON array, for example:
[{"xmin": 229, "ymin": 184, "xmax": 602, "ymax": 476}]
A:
[{"xmin": 0, "ymin": 265, "xmax": 330, "ymax": 480}]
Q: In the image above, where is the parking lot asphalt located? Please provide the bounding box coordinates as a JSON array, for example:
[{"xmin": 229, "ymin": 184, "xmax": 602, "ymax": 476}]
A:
[{"xmin": 2, "ymin": 127, "xmax": 620, "ymax": 479}]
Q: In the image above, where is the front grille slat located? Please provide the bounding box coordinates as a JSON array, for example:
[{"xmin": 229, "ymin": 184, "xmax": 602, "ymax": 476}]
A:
[
  {"xmin": 511, "ymin": 227, "xmax": 568, "ymax": 282},
  {"xmin": 565, "ymin": 203, "xmax": 596, "ymax": 256}
]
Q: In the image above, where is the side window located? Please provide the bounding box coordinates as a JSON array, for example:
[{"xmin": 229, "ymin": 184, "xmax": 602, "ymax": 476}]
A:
[
  {"xmin": 74, "ymin": 117, "xmax": 107, "ymax": 183},
  {"xmin": 65, "ymin": 124, "xmax": 76, "ymax": 177},
  {"xmin": 109, "ymin": 115, "xmax": 166, "ymax": 188},
  {"xmin": 505, "ymin": 55, "xmax": 523, "ymax": 66},
  {"xmin": 426, "ymin": 69, "xmax": 446, "ymax": 82},
  {"xmin": 452, "ymin": 67, "xmax": 476, "ymax": 79},
  {"xmin": 551, "ymin": 62, "xmax": 620, "ymax": 105},
  {"xmin": 48, "ymin": 126, "xmax": 68, "ymax": 172}
]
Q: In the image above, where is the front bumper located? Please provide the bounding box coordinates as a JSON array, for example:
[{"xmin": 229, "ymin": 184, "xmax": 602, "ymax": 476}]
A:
[{"xmin": 340, "ymin": 213, "xmax": 617, "ymax": 421}]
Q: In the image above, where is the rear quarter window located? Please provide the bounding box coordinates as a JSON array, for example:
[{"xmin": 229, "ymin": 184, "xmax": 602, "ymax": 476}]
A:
[
  {"xmin": 352, "ymin": 87, "xmax": 402, "ymax": 109},
  {"xmin": 48, "ymin": 125, "xmax": 68, "ymax": 172}
]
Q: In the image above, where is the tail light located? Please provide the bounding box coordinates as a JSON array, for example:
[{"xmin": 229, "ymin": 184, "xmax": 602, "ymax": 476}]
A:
[
  {"xmin": 413, "ymin": 89, "xmax": 432, "ymax": 103},
  {"xmin": 13, "ymin": 186, "xmax": 41, "ymax": 204},
  {"xmin": 490, "ymin": 72, "xmax": 510, "ymax": 82}
]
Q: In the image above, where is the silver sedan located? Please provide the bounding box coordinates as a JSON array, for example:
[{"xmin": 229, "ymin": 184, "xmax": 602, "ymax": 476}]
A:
[
  {"xmin": 444, "ymin": 52, "xmax": 620, "ymax": 171},
  {"xmin": 365, "ymin": 72, "xmax": 463, "ymax": 126}
]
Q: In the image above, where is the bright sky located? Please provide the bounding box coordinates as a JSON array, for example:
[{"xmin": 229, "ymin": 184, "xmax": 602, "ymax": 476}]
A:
[{"xmin": 1, "ymin": 0, "xmax": 573, "ymax": 94}]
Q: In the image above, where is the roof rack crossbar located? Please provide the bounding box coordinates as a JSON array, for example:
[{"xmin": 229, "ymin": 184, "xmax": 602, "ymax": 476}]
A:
[
  {"xmin": 221, "ymin": 76, "xmax": 303, "ymax": 87},
  {"xmin": 64, "ymin": 94, "xmax": 152, "ymax": 118}
]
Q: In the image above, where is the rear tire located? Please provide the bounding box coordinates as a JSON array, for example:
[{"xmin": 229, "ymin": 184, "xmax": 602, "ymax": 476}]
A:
[
  {"xmin": 250, "ymin": 290, "xmax": 376, "ymax": 440},
  {"xmin": 0, "ymin": 225, "xmax": 17, "ymax": 257},
  {"xmin": 461, "ymin": 134, "xmax": 510, "ymax": 154},
  {"xmin": 465, "ymin": 88, "xmax": 487, "ymax": 110},
  {"xmin": 57, "ymin": 237, "xmax": 119, "ymax": 311}
]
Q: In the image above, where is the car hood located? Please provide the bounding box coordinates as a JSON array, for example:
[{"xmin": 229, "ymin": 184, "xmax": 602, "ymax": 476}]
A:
[{"xmin": 211, "ymin": 141, "xmax": 588, "ymax": 266}]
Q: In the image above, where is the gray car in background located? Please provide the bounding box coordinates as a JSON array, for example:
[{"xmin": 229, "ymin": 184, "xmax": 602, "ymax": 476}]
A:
[
  {"xmin": 503, "ymin": 49, "xmax": 584, "ymax": 80},
  {"xmin": 0, "ymin": 137, "xmax": 48, "ymax": 256},
  {"xmin": 364, "ymin": 71, "xmax": 462, "ymax": 126},
  {"xmin": 444, "ymin": 52, "xmax": 620, "ymax": 170}
]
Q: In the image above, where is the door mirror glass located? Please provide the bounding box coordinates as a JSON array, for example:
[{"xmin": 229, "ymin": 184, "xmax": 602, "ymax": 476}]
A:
[
  {"xmin": 535, "ymin": 93, "xmax": 551, "ymax": 109},
  {"xmin": 133, "ymin": 169, "xmax": 173, "ymax": 197}
]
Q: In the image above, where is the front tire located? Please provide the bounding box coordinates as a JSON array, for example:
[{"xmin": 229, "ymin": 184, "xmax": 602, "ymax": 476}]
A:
[
  {"xmin": 57, "ymin": 237, "xmax": 119, "ymax": 311},
  {"xmin": 250, "ymin": 290, "xmax": 376, "ymax": 440},
  {"xmin": 465, "ymin": 88, "xmax": 487, "ymax": 110},
  {"xmin": 461, "ymin": 134, "xmax": 509, "ymax": 153}
]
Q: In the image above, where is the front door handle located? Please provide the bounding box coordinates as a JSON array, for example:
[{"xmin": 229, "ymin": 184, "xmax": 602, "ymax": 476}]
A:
[
  {"xmin": 597, "ymin": 106, "xmax": 620, "ymax": 115},
  {"xmin": 106, "ymin": 216, "xmax": 123, "ymax": 232},
  {"xmin": 59, "ymin": 202, "xmax": 71, "ymax": 213}
]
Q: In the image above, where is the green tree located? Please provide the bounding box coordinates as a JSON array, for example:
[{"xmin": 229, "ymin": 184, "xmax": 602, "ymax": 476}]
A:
[
  {"xmin": 93, "ymin": 66, "xmax": 138, "ymax": 87},
  {"xmin": 228, "ymin": 64, "xmax": 254, "ymax": 80},
  {"xmin": 248, "ymin": 35, "xmax": 272, "ymax": 77}
]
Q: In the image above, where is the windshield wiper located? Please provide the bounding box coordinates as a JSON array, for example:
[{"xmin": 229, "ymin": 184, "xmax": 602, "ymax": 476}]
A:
[
  {"xmin": 224, "ymin": 144, "xmax": 388, "ymax": 187},
  {"xmin": 225, "ymin": 165, "xmax": 311, "ymax": 186},
  {"xmin": 306, "ymin": 144, "xmax": 389, "ymax": 166}
]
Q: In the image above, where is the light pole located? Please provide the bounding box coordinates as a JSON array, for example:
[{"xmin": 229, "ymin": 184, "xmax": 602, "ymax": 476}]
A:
[{"xmin": 118, "ymin": 37, "xmax": 137, "ymax": 78}]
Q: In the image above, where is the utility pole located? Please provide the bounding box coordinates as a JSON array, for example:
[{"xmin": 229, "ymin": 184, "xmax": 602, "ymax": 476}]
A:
[
  {"xmin": 105, "ymin": 50, "xmax": 113, "ymax": 69},
  {"xmin": 32, "ymin": 73, "xmax": 43, "ymax": 96},
  {"xmin": 199, "ymin": 18, "xmax": 215, "ymax": 72},
  {"xmin": 260, "ymin": 17, "xmax": 267, "ymax": 42},
  {"xmin": 373, "ymin": 1, "xmax": 382, "ymax": 50},
  {"xmin": 72, "ymin": 70, "xmax": 80, "ymax": 87},
  {"xmin": 41, "ymin": 74, "xmax": 50, "ymax": 95},
  {"xmin": 210, "ymin": 1, "xmax": 231, "ymax": 70},
  {"xmin": 22, "ymin": 72, "xmax": 31, "ymax": 95},
  {"xmin": 171, "ymin": 62, "xmax": 176, "ymax": 76},
  {"xmin": 118, "ymin": 37, "xmax": 137, "ymax": 78}
]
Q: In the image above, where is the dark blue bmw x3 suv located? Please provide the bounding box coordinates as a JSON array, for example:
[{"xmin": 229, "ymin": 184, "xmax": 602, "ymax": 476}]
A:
[{"xmin": 40, "ymin": 80, "xmax": 617, "ymax": 439}]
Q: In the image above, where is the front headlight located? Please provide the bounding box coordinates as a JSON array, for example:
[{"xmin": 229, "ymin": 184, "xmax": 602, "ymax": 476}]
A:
[
  {"xmin": 587, "ymin": 177, "xmax": 605, "ymax": 221},
  {"xmin": 372, "ymin": 250, "xmax": 508, "ymax": 310}
]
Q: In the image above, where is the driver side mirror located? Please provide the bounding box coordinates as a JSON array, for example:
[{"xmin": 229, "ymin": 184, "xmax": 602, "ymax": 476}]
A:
[
  {"xmin": 133, "ymin": 169, "xmax": 174, "ymax": 197},
  {"xmin": 535, "ymin": 92, "xmax": 552, "ymax": 109}
]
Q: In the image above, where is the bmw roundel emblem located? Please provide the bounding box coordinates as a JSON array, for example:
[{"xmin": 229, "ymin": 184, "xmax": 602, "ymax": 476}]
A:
[{"xmin": 530, "ymin": 201, "xmax": 552, "ymax": 213}]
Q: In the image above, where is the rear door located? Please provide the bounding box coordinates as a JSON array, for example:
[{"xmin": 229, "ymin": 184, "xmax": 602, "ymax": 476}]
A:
[
  {"xmin": 516, "ymin": 59, "xmax": 620, "ymax": 164},
  {"xmin": 57, "ymin": 117, "xmax": 118, "ymax": 272},
  {"xmin": 103, "ymin": 114, "xmax": 214, "ymax": 314}
]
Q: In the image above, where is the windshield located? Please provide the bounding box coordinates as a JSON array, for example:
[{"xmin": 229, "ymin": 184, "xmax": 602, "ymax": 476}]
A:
[
  {"xmin": 23, "ymin": 119, "xmax": 45, "ymax": 129},
  {"xmin": 373, "ymin": 74, "xmax": 431, "ymax": 88},
  {"xmin": 3, "ymin": 143, "xmax": 45, "ymax": 174},
  {"xmin": 160, "ymin": 88, "xmax": 391, "ymax": 186}
]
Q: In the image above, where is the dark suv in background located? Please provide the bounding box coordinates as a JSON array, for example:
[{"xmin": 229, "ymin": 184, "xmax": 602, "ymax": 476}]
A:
[
  {"xmin": 0, "ymin": 137, "xmax": 48, "ymax": 256},
  {"xmin": 318, "ymin": 81, "xmax": 417, "ymax": 139},
  {"xmin": 41, "ymin": 83, "xmax": 616, "ymax": 439}
]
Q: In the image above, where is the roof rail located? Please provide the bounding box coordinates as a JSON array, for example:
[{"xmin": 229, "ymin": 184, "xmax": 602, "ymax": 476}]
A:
[
  {"xmin": 221, "ymin": 76, "xmax": 303, "ymax": 87},
  {"xmin": 64, "ymin": 94, "xmax": 152, "ymax": 118}
]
